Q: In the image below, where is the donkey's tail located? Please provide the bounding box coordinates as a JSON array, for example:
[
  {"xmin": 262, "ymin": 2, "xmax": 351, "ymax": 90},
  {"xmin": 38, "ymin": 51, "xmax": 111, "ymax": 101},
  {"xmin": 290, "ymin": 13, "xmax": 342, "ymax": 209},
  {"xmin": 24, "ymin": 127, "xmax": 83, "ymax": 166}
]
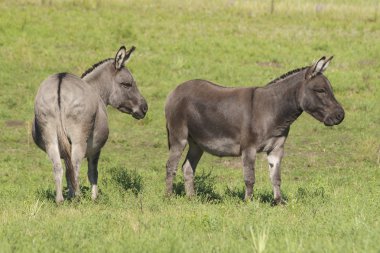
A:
[
  {"xmin": 56, "ymin": 122, "xmax": 77, "ymax": 192},
  {"xmin": 55, "ymin": 72, "xmax": 77, "ymax": 193},
  {"xmin": 166, "ymin": 122, "xmax": 171, "ymax": 150}
]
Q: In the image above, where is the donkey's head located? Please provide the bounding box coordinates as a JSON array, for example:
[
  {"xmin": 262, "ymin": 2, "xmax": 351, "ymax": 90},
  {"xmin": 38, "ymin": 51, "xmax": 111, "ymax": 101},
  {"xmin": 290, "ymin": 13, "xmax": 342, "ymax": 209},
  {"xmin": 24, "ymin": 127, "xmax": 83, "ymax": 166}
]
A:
[
  {"xmin": 109, "ymin": 46, "xmax": 148, "ymax": 119},
  {"xmin": 298, "ymin": 56, "xmax": 344, "ymax": 126}
]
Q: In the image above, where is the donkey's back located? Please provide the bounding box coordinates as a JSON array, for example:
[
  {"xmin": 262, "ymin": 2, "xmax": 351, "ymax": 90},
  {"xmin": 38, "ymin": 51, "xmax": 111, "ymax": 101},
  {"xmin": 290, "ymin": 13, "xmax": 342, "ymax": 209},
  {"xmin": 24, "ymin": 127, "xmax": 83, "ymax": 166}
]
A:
[{"xmin": 33, "ymin": 73, "xmax": 103, "ymax": 154}]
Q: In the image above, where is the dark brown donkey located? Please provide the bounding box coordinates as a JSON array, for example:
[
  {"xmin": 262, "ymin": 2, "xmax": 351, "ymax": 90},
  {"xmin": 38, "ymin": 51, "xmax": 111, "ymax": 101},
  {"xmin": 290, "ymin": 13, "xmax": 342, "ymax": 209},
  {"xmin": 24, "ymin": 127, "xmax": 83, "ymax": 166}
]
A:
[{"xmin": 165, "ymin": 56, "xmax": 344, "ymax": 204}]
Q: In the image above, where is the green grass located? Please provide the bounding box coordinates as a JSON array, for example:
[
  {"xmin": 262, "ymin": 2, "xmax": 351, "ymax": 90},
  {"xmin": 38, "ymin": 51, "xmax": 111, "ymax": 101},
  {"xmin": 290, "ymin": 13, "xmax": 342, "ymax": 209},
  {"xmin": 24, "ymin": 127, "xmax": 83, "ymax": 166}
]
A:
[{"xmin": 0, "ymin": 0, "xmax": 379, "ymax": 252}]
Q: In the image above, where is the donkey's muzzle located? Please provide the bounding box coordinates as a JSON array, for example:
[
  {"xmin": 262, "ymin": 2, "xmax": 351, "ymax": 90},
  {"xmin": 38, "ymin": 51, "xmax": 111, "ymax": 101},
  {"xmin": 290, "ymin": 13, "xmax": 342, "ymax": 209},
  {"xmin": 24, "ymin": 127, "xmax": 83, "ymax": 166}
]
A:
[
  {"xmin": 324, "ymin": 108, "xmax": 345, "ymax": 126},
  {"xmin": 132, "ymin": 102, "xmax": 148, "ymax": 120}
]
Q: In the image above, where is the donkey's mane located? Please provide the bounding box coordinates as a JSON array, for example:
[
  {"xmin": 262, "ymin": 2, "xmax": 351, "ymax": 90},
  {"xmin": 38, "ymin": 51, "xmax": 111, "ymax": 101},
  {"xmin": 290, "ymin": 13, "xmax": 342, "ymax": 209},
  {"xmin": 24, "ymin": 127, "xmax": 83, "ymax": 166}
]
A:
[
  {"xmin": 81, "ymin": 58, "xmax": 113, "ymax": 78},
  {"xmin": 266, "ymin": 66, "xmax": 308, "ymax": 86}
]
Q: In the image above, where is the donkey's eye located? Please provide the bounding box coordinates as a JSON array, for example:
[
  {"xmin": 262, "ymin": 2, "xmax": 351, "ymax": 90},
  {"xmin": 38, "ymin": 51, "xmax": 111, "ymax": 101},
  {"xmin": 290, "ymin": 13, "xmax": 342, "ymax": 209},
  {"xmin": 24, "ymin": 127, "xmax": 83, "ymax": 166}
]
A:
[
  {"xmin": 314, "ymin": 88, "xmax": 326, "ymax": 93},
  {"xmin": 121, "ymin": 82, "xmax": 132, "ymax": 88}
]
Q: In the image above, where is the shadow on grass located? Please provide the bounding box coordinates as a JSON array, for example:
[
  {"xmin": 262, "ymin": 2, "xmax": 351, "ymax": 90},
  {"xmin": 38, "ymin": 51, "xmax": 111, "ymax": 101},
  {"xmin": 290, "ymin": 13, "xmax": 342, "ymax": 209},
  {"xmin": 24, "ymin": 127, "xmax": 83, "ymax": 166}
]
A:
[
  {"xmin": 36, "ymin": 187, "xmax": 56, "ymax": 202},
  {"xmin": 36, "ymin": 185, "xmax": 98, "ymax": 203},
  {"xmin": 224, "ymin": 186, "xmax": 288, "ymax": 206},
  {"xmin": 35, "ymin": 167, "xmax": 142, "ymax": 203},
  {"xmin": 294, "ymin": 186, "xmax": 327, "ymax": 203},
  {"xmin": 224, "ymin": 186, "xmax": 245, "ymax": 200},
  {"xmin": 256, "ymin": 189, "xmax": 288, "ymax": 206},
  {"xmin": 173, "ymin": 171, "xmax": 222, "ymax": 203}
]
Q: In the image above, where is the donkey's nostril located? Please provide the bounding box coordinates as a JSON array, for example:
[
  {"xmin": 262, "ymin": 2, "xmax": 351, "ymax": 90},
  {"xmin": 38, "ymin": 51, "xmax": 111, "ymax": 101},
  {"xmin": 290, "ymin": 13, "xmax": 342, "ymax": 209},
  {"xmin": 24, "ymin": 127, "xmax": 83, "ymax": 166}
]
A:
[
  {"xmin": 332, "ymin": 109, "xmax": 344, "ymax": 125},
  {"xmin": 142, "ymin": 103, "xmax": 148, "ymax": 114},
  {"xmin": 337, "ymin": 110, "xmax": 344, "ymax": 121}
]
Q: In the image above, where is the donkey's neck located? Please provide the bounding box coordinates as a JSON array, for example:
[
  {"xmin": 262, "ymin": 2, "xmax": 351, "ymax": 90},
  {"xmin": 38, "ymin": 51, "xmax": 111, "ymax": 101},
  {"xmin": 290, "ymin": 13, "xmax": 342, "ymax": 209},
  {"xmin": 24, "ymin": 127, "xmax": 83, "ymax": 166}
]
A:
[
  {"xmin": 258, "ymin": 75, "xmax": 304, "ymax": 135},
  {"xmin": 82, "ymin": 61, "xmax": 113, "ymax": 105}
]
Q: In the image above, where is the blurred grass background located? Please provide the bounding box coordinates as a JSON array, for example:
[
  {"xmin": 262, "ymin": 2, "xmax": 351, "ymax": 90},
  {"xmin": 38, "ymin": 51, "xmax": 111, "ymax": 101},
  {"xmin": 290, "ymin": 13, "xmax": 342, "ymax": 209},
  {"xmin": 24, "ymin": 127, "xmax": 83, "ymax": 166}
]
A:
[{"xmin": 0, "ymin": 0, "xmax": 379, "ymax": 252}]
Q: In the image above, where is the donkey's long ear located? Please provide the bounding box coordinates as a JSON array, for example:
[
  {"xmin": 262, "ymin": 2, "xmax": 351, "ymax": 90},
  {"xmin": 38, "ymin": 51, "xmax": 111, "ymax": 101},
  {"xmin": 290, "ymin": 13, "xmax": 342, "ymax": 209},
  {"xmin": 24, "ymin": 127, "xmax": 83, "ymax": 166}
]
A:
[
  {"xmin": 305, "ymin": 56, "xmax": 326, "ymax": 79},
  {"xmin": 320, "ymin": 55, "xmax": 333, "ymax": 73},
  {"xmin": 114, "ymin": 46, "xmax": 136, "ymax": 70},
  {"xmin": 115, "ymin": 46, "xmax": 126, "ymax": 70},
  {"xmin": 124, "ymin": 46, "xmax": 136, "ymax": 64}
]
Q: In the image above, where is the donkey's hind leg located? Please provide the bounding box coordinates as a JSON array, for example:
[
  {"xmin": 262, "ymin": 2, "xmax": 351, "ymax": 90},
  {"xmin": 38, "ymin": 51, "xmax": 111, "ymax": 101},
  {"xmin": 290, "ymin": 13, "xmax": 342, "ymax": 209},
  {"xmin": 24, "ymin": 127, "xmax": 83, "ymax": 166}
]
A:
[
  {"xmin": 182, "ymin": 140, "xmax": 203, "ymax": 197},
  {"xmin": 242, "ymin": 147, "xmax": 257, "ymax": 201},
  {"xmin": 46, "ymin": 143, "xmax": 64, "ymax": 203},
  {"xmin": 65, "ymin": 165, "xmax": 74, "ymax": 198},
  {"xmin": 166, "ymin": 135, "xmax": 187, "ymax": 196},
  {"xmin": 69, "ymin": 142, "xmax": 87, "ymax": 197},
  {"xmin": 87, "ymin": 151, "xmax": 100, "ymax": 200}
]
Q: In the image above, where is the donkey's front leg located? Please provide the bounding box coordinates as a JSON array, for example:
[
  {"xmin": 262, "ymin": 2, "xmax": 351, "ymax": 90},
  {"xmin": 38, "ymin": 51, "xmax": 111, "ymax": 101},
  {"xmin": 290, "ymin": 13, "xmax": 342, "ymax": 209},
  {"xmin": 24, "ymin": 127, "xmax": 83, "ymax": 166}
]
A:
[
  {"xmin": 87, "ymin": 151, "xmax": 100, "ymax": 200},
  {"xmin": 267, "ymin": 147, "xmax": 284, "ymax": 205},
  {"xmin": 241, "ymin": 147, "xmax": 256, "ymax": 201}
]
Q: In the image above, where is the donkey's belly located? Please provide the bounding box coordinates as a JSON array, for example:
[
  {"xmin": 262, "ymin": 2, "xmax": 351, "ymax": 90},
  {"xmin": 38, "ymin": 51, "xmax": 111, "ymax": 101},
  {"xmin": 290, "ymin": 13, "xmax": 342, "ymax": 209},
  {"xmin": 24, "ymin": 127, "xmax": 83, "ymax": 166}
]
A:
[
  {"xmin": 86, "ymin": 103, "xmax": 109, "ymax": 156},
  {"xmin": 86, "ymin": 130, "xmax": 109, "ymax": 156},
  {"xmin": 194, "ymin": 137, "xmax": 241, "ymax": 157},
  {"xmin": 187, "ymin": 117, "xmax": 242, "ymax": 157}
]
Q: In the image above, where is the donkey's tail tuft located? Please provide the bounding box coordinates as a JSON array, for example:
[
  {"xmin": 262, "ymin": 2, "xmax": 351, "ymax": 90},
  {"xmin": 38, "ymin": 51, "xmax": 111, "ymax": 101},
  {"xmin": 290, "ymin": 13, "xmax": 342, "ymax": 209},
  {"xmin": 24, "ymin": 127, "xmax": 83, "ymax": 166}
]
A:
[{"xmin": 56, "ymin": 124, "xmax": 77, "ymax": 193}]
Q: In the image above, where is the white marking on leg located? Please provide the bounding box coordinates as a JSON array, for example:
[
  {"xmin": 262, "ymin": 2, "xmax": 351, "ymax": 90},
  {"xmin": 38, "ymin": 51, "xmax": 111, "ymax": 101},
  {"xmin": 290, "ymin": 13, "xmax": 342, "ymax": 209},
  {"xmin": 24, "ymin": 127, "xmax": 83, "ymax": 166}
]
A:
[
  {"xmin": 183, "ymin": 160, "xmax": 192, "ymax": 175},
  {"xmin": 267, "ymin": 149, "xmax": 283, "ymax": 202},
  {"xmin": 91, "ymin": 185, "xmax": 98, "ymax": 200},
  {"xmin": 183, "ymin": 160, "xmax": 195, "ymax": 196},
  {"xmin": 268, "ymin": 154, "xmax": 280, "ymax": 179},
  {"xmin": 180, "ymin": 139, "xmax": 188, "ymax": 147}
]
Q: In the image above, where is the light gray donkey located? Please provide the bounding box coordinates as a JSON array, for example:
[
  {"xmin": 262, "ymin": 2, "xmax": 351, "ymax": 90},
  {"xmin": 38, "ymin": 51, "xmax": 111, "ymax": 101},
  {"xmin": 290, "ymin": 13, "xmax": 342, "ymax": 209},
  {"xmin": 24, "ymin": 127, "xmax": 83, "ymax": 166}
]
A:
[
  {"xmin": 32, "ymin": 46, "xmax": 148, "ymax": 203},
  {"xmin": 165, "ymin": 56, "xmax": 344, "ymax": 204}
]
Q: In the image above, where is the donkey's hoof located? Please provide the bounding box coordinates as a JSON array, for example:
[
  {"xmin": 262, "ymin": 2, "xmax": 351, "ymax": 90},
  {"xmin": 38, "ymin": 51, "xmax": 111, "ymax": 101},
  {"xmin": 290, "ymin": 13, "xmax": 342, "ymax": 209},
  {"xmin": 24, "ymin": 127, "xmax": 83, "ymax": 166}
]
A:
[
  {"xmin": 244, "ymin": 194, "xmax": 254, "ymax": 202},
  {"xmin": 67, "ymin": 189, "xmax": 75, "ymax": 199},
  {"xmin": 244, "ymin": 198, "xmax": 254, "ymax": 203},
  {"xmin": 55, "ymin": 196, "xmax": 64, "ymax": 204},
  {"xmin": 91, "ymin": 192, "xmax": 98, "ymax": 201},
  {"xmin": 273, "ymin": 198, "xmax": 287, "ymax": 206},
  {"xmin": 185, "ymin": 187, "xmax": 195, "ymax": 199},
  {"xmin": 186, "ymin": 192, "xmax": 196, "ymax": 199},
  {"xmin": 165, "ymin": 188, "xmax": 174, "ymax": 197}
]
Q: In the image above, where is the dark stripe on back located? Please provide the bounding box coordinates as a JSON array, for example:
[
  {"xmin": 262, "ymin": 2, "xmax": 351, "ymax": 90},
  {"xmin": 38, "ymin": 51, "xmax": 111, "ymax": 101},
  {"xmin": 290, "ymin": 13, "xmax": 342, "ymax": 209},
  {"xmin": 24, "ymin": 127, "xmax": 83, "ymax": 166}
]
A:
[
  {"xmin": 57, "ymin": 73, "xmax": 67, "ymax": 109},
  {"xmin": 191, "ymin": 79, "xmax": 229, "ymax": 89},
  {"xmin": 81, "ymin": 58, "xmax": 113, "ymax": 78},
  {"xmin": 204, "ymin": 80, "xmax": 229, "ymax": 89},
  {"xmin": 266, "ymin": 66, "xmax": 308, "ymax": 86}
]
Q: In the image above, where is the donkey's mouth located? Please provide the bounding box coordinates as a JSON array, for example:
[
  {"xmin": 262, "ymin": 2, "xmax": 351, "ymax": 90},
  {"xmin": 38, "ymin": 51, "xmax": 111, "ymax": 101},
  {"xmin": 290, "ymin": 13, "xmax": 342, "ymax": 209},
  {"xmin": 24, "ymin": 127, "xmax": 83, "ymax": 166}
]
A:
[
  {"xmin": 323, "ymin": 111, "xmax": 345, "ymax": 126},
  {"xmin": 132, "ymin": 112, "xmax": 145, "ymax": 120},
  {"xmin": 323, "ymin": 115, "xmax": 341, "ymax": 126},
  {"xmin": 118, "ymin": 106, "xmax": 145, "ymax": 120},
  {"xmin": 118, "ymin": 106, "xmax": 133, "ymax": 115},
  {"xmin": 310, "ymin": 111, "xmax": 325, "ymax": 124}
]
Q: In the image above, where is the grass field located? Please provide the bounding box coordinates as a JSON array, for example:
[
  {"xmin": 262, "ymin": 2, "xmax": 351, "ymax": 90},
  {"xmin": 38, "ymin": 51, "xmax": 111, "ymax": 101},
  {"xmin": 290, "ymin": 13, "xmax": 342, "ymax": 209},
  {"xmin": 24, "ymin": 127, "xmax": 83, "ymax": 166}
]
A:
[{"xmin": 0, "ymin": 0, "xmax": 379, "ymax": 252}]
